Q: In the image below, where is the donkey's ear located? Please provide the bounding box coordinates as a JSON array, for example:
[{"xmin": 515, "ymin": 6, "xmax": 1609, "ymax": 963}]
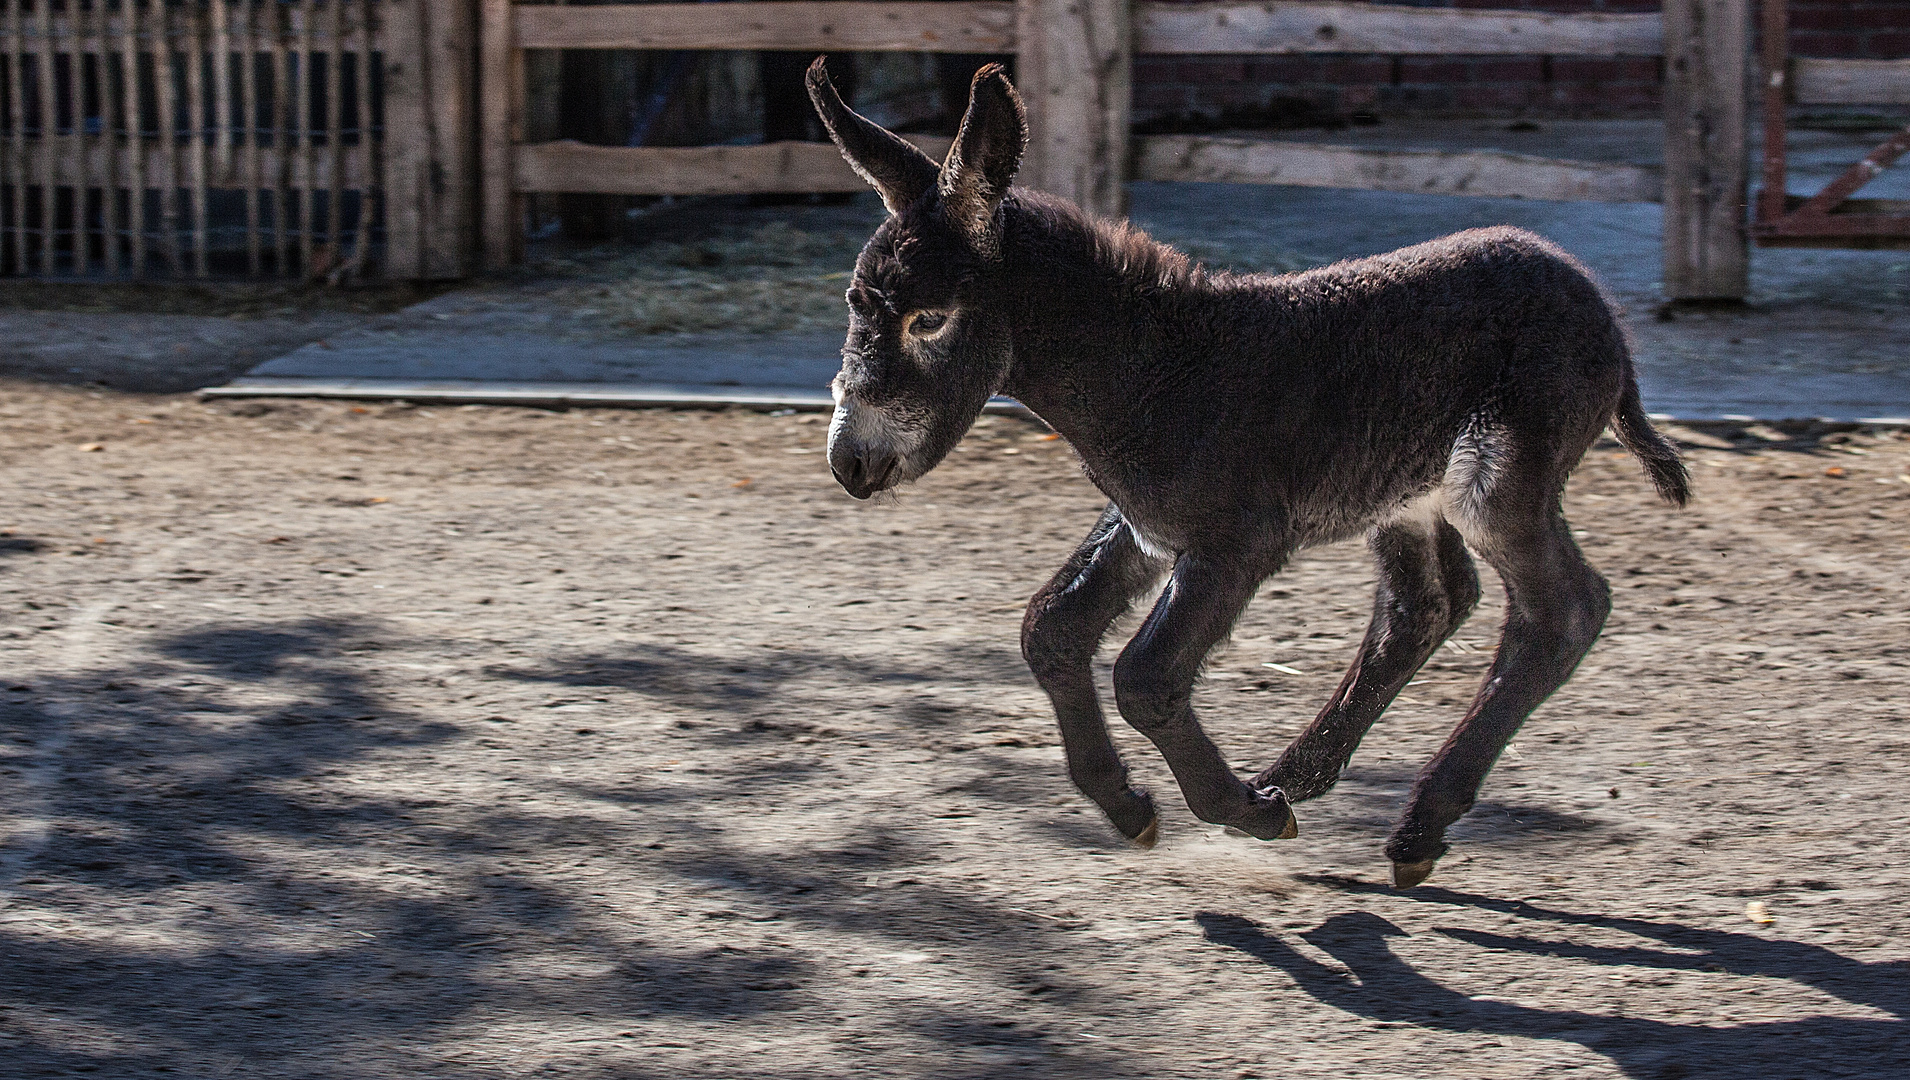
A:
[
  {"xmin": 806, "ymin": 57, "xmax": 939, "ymax": 216},
  {"xmin": 938, "ymin": 65, "xmax": 1027, "ymax": 253}
]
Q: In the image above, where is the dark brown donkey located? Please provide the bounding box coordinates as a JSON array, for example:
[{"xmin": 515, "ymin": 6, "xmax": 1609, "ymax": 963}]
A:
[{"xmin": 807, "ymin": 59, "xmax": 1689, "ymax": 887}]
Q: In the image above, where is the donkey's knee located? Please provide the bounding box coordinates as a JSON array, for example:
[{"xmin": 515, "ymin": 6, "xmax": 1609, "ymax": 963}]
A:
[
  {"xmin": 1021, "ymin": 599, "xmax": 1093, "ymax": 688},
  {"xmin": 1110, "ymin": 656, "xmax": 1187, "ymax": 734}
]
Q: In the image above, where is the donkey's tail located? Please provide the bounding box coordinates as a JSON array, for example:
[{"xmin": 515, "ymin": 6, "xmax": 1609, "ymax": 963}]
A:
[{"xmin": 1610, "ymin": 362, "xmax": 1690, "ymax": 507}]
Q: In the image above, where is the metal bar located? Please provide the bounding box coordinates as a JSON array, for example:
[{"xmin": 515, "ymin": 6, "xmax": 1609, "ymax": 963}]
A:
[{"xmin": 1788, "ymin": 126, "xmax": 1910, "ymax": 220}]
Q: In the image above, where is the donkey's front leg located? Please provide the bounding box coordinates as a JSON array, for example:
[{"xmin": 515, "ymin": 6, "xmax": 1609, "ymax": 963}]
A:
[
  {"xmin": 1023, "ymin": 507, "xmax": 1168, "ymax": 846},
  {"xmin": 1113, "ymin": 554, "xmax": 1298, "ymax": 841}
]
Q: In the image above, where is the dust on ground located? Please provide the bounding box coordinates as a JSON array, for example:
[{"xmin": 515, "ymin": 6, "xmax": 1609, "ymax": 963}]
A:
[{"xmin": 0, "ymin": 383, "xmax": 1905, "ymax": 1078}]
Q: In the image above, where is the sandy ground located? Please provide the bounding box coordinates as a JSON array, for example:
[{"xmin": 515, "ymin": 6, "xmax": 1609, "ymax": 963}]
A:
[{"xmin": 0, "ymin": 384, "xmax": 1905, "ymax": 1079}]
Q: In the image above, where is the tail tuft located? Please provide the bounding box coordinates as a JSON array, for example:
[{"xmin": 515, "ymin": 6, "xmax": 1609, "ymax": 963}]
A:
[{"xmin": 1610, "ymin": 376, "xmax": 1690, "ymax": 507}]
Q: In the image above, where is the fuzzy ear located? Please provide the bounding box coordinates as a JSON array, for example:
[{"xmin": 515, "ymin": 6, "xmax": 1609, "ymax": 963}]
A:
[
  {"xmin": 938, "ymin": 65, "xmax": 1027, "ymax": 254},
  {"xmin": 806, "ymin": 57, "xmax": 939, "ymax": 216}
]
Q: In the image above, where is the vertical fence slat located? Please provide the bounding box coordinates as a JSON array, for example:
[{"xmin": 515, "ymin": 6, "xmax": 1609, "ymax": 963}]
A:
[
  {"xmin": 32, "ymin": 0, "xmax": 51, "ymax": 271},
  {"xmin": 186, "ymin": 0, "xmax": 207, "ymax": 274},
  {"xmin": 271, "ymin": 0, "xmax": 288, "ymax": 274},
  {"xmin": 241, "ymin": 0, "xmax": 258, "ymax": 273},
  {"xmin": 68, "ymin": 0, "xmax": 86, "ymax": 273},
  {"xmin": 7, "ymin": 0, "xmax": 26, "ymax": 274},
  {"xmin": 101, "ymin": 0, "xmax": 118, "ymax": 275},
  {"xmin": 296, "ymin": 0, "xmax": 314, "ymax": 275},
  {"xmin": 120, "ymin": 0, "xmax": 143, "ymax": 272},
  {"xmin": 342, "ymin": 0, "xmax": 370, "ymax": 278},
  {"xmin": 153, "ymin": 0, "xmax": 180, "ymax": 271},
  {"xmin": 211, "ymin": 0, "xmax": 230, "ymax": 177},
  {"xmin": 477, "ymin": 0, "xmax": 509, "ymax": 269},
  {"xmin": 324, "ymin": 0, "xmax": 341, "ymax": 273}
]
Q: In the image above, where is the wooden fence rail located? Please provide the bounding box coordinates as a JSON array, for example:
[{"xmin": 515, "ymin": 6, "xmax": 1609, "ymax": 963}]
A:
[{"xmin": 483, "ymin": 0, "xmax": 1754, "ymax": 298}]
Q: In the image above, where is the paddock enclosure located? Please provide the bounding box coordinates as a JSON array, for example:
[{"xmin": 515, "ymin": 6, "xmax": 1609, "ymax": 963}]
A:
[
  {"xmin": 4, "ymin": 0, "xmax": 1909, "ymax": 294},
  {"xmin": 0, "ymin": 383, "xmax": 1905, "ymax": 1077}
]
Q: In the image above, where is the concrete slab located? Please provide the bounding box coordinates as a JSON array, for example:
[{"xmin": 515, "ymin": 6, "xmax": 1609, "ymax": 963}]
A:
[{"xmin": 224, "ymin": 121, "xmax": 1909, "ymax": 421}]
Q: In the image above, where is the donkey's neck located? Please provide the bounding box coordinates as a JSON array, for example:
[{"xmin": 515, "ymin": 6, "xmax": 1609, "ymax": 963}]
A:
[{"xmin": 994, "ymin": 191, "xmax": 1208, "ymax": 439}]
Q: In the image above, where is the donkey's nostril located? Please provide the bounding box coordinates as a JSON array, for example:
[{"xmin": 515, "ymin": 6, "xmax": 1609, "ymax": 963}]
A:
[{"xmin": 828, "ymin": 440, "xmax": 897, "ymax": 499}]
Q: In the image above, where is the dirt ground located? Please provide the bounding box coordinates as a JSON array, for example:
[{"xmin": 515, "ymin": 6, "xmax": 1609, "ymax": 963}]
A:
[{"xmin": 0, "ymin": 384, "xmax": 1906, "ymax": 1079}]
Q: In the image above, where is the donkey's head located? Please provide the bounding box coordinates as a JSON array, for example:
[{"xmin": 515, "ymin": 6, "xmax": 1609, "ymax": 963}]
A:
[{"xmin": 807, "ymin": 58, "xmax": 1027, "ymax": 499}]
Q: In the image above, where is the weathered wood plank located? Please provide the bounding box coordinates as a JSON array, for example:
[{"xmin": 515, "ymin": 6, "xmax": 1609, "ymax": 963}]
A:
[
  {"xmin": 1134, "ymin": 135, "xmax": 1664, "ymax": 202},
  {"xmin": 1138, "ymin": 2, "xmax": 1661, "ymax": 56},
  {"xmin": 120, "ymin": 0, "xmax": 147, "ymax": 273},
  {"xmin": 187, "ymin": 0, "xmax": 210, "ymax": 276},
  {"xmin": 479, "ymin": 0, "xmax": 514, "ymax": 269},
  {"xmin": 514, "ymin": 2, "xmax": 1014, "ymax": 53},
  {"xmin": 1792, "ymin": 58, "xmax": 1910, "ymax": 106},
  {"xmin": 421, "ymin": 0, "xmax": 476, "ymax": 278},
  {"xmin": 514, "ymin": 137, "xmax": 954, "ymax": 195},
  {"xmin": 13, "ymin": 135, "xmax": 375, "ymax": 189},
  {"xmin": 508, "ymin": 2, "xmax": 1662, "ymax": 57},
  {"xmin": 31, "ymin": 0, "xmax": 51, "ymax": 271},
  {"xmin": 382, "ymin": 0, "xmax": 422, "ymax": 276},
  {"xmin": 9, "ymin": 0, "xmax": 30, "ymax": 273},
  {"xmin": 242, "ymin": 0, "xmax": 263, "ymax": 274},
  {"xmin": 1662, "ymin": 0, "xmax": 1749, "ymax": 300},
  {"xmin": 1018, "ymin": 0, "xmax": 1130, "ymax": 217},
  {"xmin": 514, "ymin": 135, "xmax": 1661, "ymax": 205}
]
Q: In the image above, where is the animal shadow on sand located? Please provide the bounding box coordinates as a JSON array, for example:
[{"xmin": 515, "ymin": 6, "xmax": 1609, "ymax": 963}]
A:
[{"xmin": 1198, "ymin": 887, "xmax": 1906, "ymax": 1079}]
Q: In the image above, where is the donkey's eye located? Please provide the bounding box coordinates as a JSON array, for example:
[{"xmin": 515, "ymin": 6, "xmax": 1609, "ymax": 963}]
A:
[{"xmin": 906, "ymin": 311, "xmax": 950, "ymax": 337}]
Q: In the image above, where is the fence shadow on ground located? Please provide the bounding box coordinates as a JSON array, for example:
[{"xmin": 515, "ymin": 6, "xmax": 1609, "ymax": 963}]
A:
[
  {"xmin": 1197, "ymin": 885, "xmax": 1908, "ymax": 1080},
  {"xmin": 0, "ymin": 620, "xmax": 1157, "ymax": 1078}
]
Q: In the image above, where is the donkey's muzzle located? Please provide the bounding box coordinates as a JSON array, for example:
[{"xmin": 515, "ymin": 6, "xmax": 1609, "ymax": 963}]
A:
[{"xmin": 829, "ymin": 440, "xmax": 900, "ymax": 500}]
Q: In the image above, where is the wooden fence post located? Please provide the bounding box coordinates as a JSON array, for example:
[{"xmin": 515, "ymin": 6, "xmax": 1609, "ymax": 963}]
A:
[
  {"xmin": 1014, "ymin": 0, "xmax": 1131, "ymax": 218},
  {"xmin": 385, "ymin": 0, "xmax": 479, "ymax": 279},
  {"xmin": 1662, "ymin": 0, "xmax": 1750, "ymax": 300},
  {"xmin": 479, "ymin": 0, "xmax": 519, "ymax": 269}
]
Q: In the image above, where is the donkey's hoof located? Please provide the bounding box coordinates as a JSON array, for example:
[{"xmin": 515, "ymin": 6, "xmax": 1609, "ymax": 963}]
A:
[
  {"xmin": 1102, "ymin": 787, "xmax": 1159, "ymax": 848},
  {"xmin": 1230, "ymin": 787, "xmax": 1299, "ymax": 841},
  {"xmin": 1391, "ymin": 858, "xmax": 1440, "ymax": 889}
]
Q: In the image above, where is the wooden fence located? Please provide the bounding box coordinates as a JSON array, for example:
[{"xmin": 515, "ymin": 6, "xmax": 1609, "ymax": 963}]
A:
[
  {"xmin": 480, "ymin": 0, "xmax": 1764, "ymax": 298},
  {"xmin": 8, "ymin": 1, "xmax": 1907, "ymax": 286},
  {"xmin": 0, "ymin": 0, "xmax": 475, "ymax": 280}
]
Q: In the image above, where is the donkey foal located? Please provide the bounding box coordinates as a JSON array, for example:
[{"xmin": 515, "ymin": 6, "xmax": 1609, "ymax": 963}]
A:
[{"xmin": 808, "ymin": 59, "xmax": 1690, "ymax": 887}]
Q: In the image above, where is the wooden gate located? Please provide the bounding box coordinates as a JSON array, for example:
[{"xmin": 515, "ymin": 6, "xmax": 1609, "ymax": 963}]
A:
[{"xmin": 0, "ymin": 0, "xmax": 476, "ymax": 281}]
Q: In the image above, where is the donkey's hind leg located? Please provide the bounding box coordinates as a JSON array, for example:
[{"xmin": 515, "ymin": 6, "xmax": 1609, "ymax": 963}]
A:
[
  {"xmin": 1023, "ymin": 507, "xmax": 1168, "ymax": 846},
  {"xmin": 1386, "ymin": 506, "xmax": 1610, "ymax": 888},
  {"xmin": 1254, "ymin": 514, "xmax": 1480, "ymax": 802}
]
